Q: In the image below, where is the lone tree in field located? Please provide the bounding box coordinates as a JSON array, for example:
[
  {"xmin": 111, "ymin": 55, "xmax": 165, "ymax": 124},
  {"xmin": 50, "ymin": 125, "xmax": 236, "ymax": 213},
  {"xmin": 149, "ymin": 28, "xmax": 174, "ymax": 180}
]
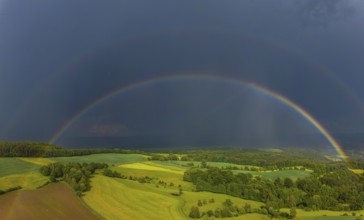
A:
[{"xmin": 189, "ymin": 206, "xmax": 200, "ymax": 218}]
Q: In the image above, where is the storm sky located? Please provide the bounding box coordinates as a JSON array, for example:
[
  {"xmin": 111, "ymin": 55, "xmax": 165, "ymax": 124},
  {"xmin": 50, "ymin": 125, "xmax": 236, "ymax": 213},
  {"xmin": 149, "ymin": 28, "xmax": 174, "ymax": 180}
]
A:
[{"xmin": 0, "ymin": 0, "xmax": 363, "ymax": 149}]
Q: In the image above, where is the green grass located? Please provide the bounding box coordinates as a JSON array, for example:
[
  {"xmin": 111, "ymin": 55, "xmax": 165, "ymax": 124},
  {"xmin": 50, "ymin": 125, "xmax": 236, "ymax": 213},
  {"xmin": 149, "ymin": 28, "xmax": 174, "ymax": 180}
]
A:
[
  {"xmin": 84, "ymin": 160, "xmax": 268, "ymax": 219},
  {"xmin": 19, "ymin": 157, "xmax": 54, "ymax": 166},
  {"xmin": 83, "ymin": 174, "xmax": 268, "ymax": 220},
  {"xmin": 50, "ymin": 153, "xmax": 146, "ymax": 165},
  {"xmin": 0, "ymin": 172, "xmax": 49, "ymax": 190},
  {"xmin": 261, "ymin": 148, "xmax": 283, "ymax": 153},
  {"xmin": 0, "ymin": 158, "xmax": 40, "ymax": 177},
  {"xmin": 113, "ymin": 163, "xmax": 194, "ymax": 191},
  {"xmin": 303, "ymin": 217, "xmax": 361, "ymax": 220},
  {"xmin": 280, "ymin": 208, "xmax": 364, "ymax": 220},
  {"xmin": 83, "ymin": 175, "xmax": 186, "ymax": 220}
]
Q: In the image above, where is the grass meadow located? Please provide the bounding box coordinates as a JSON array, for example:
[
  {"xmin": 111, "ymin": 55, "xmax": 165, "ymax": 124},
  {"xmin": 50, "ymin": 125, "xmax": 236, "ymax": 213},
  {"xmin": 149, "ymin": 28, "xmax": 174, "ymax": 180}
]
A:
[
  {"xmin": 0, "ymin": 158, "xmax": 40, "ymax": 177},
  {"xmin": 50, "ymin": 153, "xmax": 147, "ymax": 165}
]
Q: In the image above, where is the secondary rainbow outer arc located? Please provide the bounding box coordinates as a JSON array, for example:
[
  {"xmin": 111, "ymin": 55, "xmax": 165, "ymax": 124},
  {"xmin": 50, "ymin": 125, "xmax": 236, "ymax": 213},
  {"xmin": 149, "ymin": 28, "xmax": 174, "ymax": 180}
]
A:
[{"xmin": 49, "ymin": 74, "xmax": 348, "ymax": 162}]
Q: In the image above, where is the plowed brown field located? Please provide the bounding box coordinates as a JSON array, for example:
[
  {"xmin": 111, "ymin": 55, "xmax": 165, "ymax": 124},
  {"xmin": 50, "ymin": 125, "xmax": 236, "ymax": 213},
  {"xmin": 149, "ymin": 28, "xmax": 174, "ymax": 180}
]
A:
[{"xmin": 0, "ymin": 182, "xmax": 100, "ymax": 220}]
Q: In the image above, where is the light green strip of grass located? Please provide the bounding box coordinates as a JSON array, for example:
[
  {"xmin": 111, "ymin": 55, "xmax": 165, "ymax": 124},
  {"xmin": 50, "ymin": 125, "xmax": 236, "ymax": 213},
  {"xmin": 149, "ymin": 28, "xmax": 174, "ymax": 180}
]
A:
[{"xmin": 50, "ymin": 153, "xmax": 146, "ymax": 165}]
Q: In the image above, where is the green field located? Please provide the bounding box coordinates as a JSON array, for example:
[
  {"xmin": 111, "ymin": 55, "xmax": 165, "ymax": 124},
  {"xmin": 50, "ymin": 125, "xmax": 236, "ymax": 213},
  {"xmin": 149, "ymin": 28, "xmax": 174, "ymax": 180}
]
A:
[
  {"xmin": 0, "ymin": 173, "xmax": 49, "ymax": 190},
  {"xmin": 84, "ymin": 158, "xmax": 268, "ymax": 219},
  {"xmin": 83, "ymin": 174, "xmax": 268, "ymax": 220},
  {"xmin": 280, "ymin": 208, "xmax": 364, "ymax": 220},
  {"xmin": 0, "ymin": 158, "xmax": 40, "ymax": 177},
  {"xmin": 155, "ymin": 160, "xmax": 261, "ymax": 170},
  {"xmin": 50, "ymin": 153, "xmax": 147, "ymax": 165},
  {"xmin": 303, "ymin": 217, "xmax": 361, "ymax": 220}
]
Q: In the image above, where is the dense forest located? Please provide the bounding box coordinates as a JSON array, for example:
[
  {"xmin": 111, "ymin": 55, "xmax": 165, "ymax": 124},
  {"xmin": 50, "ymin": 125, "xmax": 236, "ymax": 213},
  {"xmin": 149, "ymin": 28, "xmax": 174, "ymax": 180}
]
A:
[
  {"xmin": 0, "ymin": 141, "xmax": 145, "ymax": 157},
  {"xmin": 184, "ymin": 166, "xmax": 364, "ymax": 211}
]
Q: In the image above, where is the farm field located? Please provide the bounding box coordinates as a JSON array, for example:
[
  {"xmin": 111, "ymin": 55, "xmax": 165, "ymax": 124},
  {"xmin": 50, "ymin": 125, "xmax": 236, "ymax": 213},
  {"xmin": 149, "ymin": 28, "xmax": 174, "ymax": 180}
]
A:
[
  {"xmin": 0, "ymin": 158, "xmax": 40, "ymax": 177},
  {"xmin": 0, "ymin": 182, "xmax": 99, "ymax": 220},
  {"xmin": 50, "ymin": 153, "xmax": 147, "ymax": 165},
  {"xmin": 303, "ymin": 217, "xmax": 361, "ymax": 220},
  {"xmin": 281, "ymin": 208, "xmax": 364, "ymax": 220},
  {"xmin": 18, "ymin": 157, "xmax": 54, "ymax": 166},
  {"xmin": 0, "ymin": 172, "xmax": 48, "ymax": 191},
  {"xmin": 83, "ymin": 174, "xmax": 268, "ymax": 220}
]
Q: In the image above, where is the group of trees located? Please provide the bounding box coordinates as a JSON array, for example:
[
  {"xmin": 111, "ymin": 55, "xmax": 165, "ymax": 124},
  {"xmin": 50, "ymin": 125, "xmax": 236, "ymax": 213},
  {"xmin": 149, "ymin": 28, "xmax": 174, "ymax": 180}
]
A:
[
  {"xmin": 0, "ymin": 142, "xmax": 62, "ymax": 157},
  {"xmin": 189, "ymin": 199, "xmax": 296, "ymax": 219},
  {"xmin": 39, "ymin": 162, "xmax": 108, "ymax": 196},
  {"xmin": 178, "ymin": 149, "xmax": 325, "ymax": 170},
  {"xmin": 103, "ymin": 168, "xmax": 125, "ymax": 178},
  {"xmin": 184, "ymin": 166, "xmax": 364, "ymax": 211},
  {"xmin": 148, "ymin": 154, "xmax": 179, "ymax": 161}
]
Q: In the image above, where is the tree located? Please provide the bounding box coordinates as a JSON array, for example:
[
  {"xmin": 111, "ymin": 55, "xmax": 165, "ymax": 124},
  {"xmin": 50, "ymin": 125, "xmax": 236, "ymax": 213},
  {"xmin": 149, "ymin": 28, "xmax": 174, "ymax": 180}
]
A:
[
  {"xmin": 206, "ymin": 210, "xmax": 214, "ymax": 217},
  {"xmin": 189, "ymin": 206, "xmax": 200, "ymax": 218},
  {"xmin": 201, "ymin": 161, "xmax": 207, "ymax": 168},
  {"xmin": 221, "ymin": 207, "xmax": 233, "ymax": 217},
  {"xmin": 284, "ymin": 177, "xmax": 294, "ymax": 188},
  {"xmin": 244, "ymin": 204, "xmax": 252, "ymax": 213},
  {"xmin": 289, "ymin": 207, "xmax": 297, "ymax": 219},
  {"xmin": 223, "ymin": 199, "xmax": 233, "ymax": 207}
]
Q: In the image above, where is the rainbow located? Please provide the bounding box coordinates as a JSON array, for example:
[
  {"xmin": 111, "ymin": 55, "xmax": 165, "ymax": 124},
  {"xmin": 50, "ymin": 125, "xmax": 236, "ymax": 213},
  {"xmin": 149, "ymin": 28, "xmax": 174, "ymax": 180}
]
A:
[{"xmin": 49, "ymin": 74, "xmax": 348, "ymax": 162}]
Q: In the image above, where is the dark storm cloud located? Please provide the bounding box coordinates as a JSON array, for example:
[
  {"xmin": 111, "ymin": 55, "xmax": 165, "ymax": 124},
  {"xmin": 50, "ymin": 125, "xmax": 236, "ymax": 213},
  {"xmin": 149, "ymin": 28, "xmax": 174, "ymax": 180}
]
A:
[
  {"xmin": 293, "ymin": 0, "xmax": 356, "ymax": 27},
  {"xmin": 0, "ymin": 0, "xmax": 363, "ymax": 148}
]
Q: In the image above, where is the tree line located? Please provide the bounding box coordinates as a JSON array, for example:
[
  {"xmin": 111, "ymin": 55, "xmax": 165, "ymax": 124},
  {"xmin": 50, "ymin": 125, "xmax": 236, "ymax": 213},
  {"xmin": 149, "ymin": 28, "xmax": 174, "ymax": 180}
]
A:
[{"xmin": 0, "ymin": 141, "xmax": 146, "ymax": 157}]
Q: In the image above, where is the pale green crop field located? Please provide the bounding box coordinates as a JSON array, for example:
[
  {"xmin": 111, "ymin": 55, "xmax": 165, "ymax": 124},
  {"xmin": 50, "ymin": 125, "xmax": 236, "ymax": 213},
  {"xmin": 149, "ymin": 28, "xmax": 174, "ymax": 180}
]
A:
[
  {"xmin": 0, "ymin": 173, "xmax": 49, "ymax": 190},
  {"xmin": 50, "ymin": 153, "xmax": 146, "ymax": 165},
  {"xmin": 0, "ymin": 158, "xmax": 40, "ymax": 177}
]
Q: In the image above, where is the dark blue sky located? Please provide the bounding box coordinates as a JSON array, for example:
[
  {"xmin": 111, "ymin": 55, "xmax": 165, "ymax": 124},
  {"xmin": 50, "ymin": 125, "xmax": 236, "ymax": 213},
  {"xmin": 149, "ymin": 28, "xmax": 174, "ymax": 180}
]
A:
[{"xmin": 0, "ymin": 0, "xmax": 363, "ymax": 149}]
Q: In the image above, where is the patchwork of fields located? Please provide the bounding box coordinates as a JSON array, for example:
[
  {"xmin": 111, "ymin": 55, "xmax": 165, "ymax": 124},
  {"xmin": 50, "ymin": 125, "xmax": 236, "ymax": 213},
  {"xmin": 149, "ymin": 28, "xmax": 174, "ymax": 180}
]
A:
[{"xmin": 0, "ymin": 153, "xmax": 362, "ymax": 220}]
